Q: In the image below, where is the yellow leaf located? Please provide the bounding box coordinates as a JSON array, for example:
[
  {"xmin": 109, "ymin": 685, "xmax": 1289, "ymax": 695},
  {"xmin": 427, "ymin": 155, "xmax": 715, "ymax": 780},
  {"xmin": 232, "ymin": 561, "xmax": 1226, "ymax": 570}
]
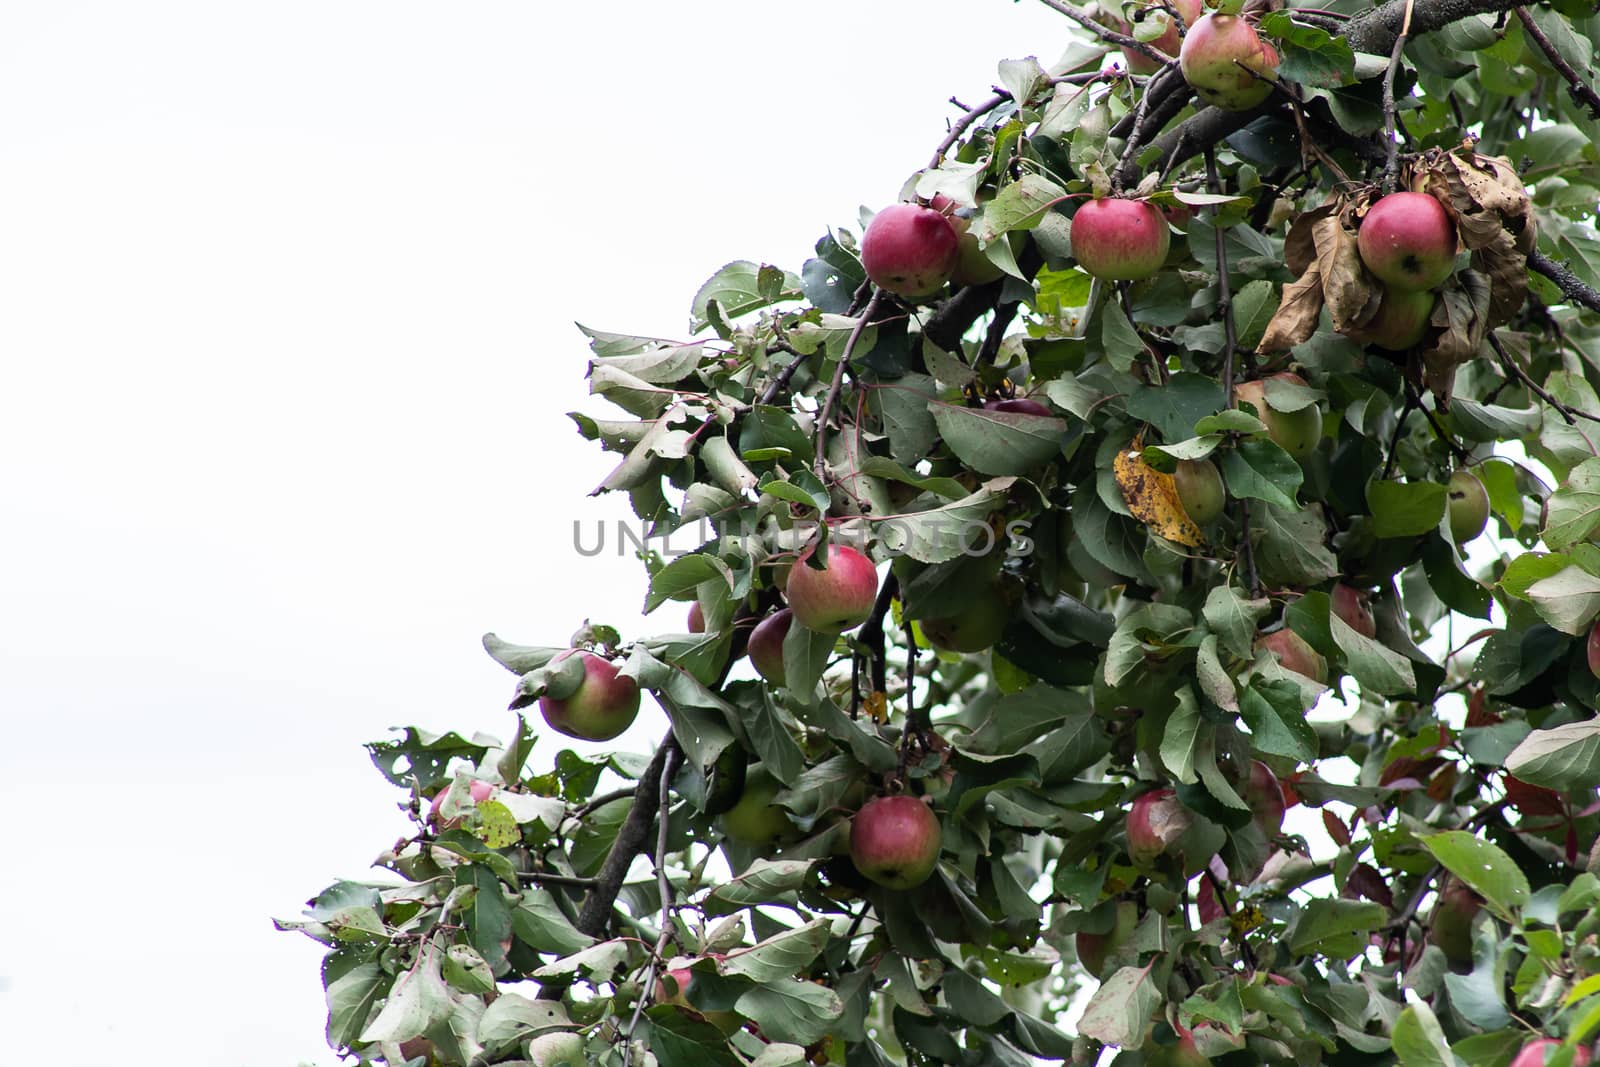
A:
[
  {"xmin": 862, "ymin": 690, "xmax": 888, "ymax": 722},
  {"xmin": 1114, "ymin": 446, "xmax": 1204, "ymax": 547},
  {"xmin": 474, "ymin": 799, "xmax": 520, "ymax": 849}
]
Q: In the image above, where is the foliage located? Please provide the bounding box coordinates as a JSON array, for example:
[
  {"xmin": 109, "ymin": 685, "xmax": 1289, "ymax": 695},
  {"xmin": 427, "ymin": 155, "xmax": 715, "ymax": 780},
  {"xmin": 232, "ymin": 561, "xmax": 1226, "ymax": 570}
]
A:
[{"xmin": 279, "ymin": 1, "xmax": 1600, "ymax": 1065}]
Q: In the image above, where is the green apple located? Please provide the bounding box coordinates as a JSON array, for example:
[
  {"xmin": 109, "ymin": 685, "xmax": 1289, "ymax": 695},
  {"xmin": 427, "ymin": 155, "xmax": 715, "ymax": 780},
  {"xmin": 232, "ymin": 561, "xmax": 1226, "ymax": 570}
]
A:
[
  {"xmin": 1448, "ymin": 470, "xmax": 1490, "ymax": 543},
  {"xmin": 919, "ymin": 582, "xmax": 1009, "ymax": 653},
  {"xmin": 1235, "ymin": 373, "xmax": 1323, "ymax": 459},
  {"xmin": 718, "ymin": 766, "xmax": 796, "ymax": 846},
  {"xmin": 1173, "ymin": 458, "xmax": 1225, "ymax": 524}
]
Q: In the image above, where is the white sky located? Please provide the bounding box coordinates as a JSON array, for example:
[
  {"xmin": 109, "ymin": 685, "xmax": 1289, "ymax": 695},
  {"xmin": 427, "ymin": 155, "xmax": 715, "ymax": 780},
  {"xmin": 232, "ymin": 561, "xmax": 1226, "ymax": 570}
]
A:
[{"xmin": 0, "ymin": 3, "xmax": 1076, "ymax": 1063}]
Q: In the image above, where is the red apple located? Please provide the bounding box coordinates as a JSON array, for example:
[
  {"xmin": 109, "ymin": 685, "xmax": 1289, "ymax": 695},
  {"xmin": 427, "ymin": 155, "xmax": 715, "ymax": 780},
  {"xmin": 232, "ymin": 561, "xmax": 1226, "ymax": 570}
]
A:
[
  {"xmin": 984, "ymin": 397, "xmax": 1054, "ymax": 417},
  {"xmin": 785, "ymin": 544, "xmax": 879, "ymax": 633},
  {"xmin": 398, "ymin": 1037, "xmax": 436, "ymax": 1065},
  {"xmin": 1242, "ymin": 760, "xmax": 1286, "ymax": 837},
  {"xmin": 538, "ymin": 650, "xmax": 641, "ymax": 741},
  {"xmin": 919, "ymin": 583, "xmax": 1009, "ymax": 654},
  {"xmin": 1120, "ymin": 0, "xmax": 1204, "ymax": 73},
  {"xmin": 1358, "ymin": 192, "xmax": 1457, "ymax": 291},
  {"xmin": 1588, "ymin": 621, "xmax": 1600, "ymax": 680},
  {"xmin": 428, "ymin": 779, "xmax": 496, "ymax": 831},
  {"xmin": 1127, "ymin": 788, "xmax": 1192, "ymax": 867},
  {"xmin": 1071, "ymin": 197, "xmax": 1171, "ymax": 281},
  {"xmin": 860, "ymin": 203, "xmax": 960, "ymax": 299},
  {"xmin": 1332, "ymin": 583, "xmax": 1376, "ymax": 639},
  {"xmin": 687, "ymin": 602, "xmax": 705, "ymax": 633},
  {"xmin": 1179, "ymin": 14, "xmax": 1281, "ymax": 111},
  {"xmin": 1173, "ymin": 458, "xmax": 1225, "ymax": 524},
  {"xmin": 1256, "ymin": 628, "xmax": 1328, "ymax": 683},
  {"xmin": 747, "ymin": 608, "xmax": 793, "ymax": 686},
  {"xmin": 1363, "ymin": 286, "xmax": 1435, "ymax": 351},
  {"xmin": 849, "ymin": 795, "xmax": 943, "ymax": 890},
  {"xmin": 1235, "ymin": 373, "xmax": 1323, "ymax": 459},
  {"xmin": 1429, "ymin": 878, "xmax": 1484, "ymax": 965},
  {"xmin": 1448, "ymin": 470, "xmax": 1490, "ymax": 543},
  {"xmin": 1512, "ymin": 1040, "xmax": 1593, "ymax": 1067}
]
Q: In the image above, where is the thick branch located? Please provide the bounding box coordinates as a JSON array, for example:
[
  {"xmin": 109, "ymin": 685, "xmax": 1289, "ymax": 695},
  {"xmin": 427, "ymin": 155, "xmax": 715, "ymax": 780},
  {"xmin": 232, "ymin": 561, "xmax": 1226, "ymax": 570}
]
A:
[
  {"xmin": 1344, "ymin": 0, "xmax": 1522, "ymax": 54},
  {"xmin": 573, "ymin": 735, "xmax": 678, "ymax": 938},
  {"xmin": 1529, "ymin": 249, "xmax": 1600, "ymax": 313},
  {"xmin": 1516, "ymin": 7, "xmax": 1600, "ymax": 118}
]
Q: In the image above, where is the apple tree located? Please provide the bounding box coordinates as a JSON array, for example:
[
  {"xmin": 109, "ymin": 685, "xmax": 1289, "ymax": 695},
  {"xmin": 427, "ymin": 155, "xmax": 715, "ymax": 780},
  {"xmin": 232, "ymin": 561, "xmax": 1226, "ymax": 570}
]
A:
[{"xmin": 278, "ymin": 1, "xmax": 1600, "ymax": 1065}]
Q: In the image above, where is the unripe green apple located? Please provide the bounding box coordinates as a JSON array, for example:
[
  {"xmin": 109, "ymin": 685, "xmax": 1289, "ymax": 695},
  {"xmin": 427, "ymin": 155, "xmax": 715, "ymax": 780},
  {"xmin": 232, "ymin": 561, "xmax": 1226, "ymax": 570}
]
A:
[
  {"xmin": 1358, "ymin": 192, "xmax": 1457, "ymax": 291},
  {"xmin": 1179, "ymin": 14, "xmax": 1280, "ymax": 111},
  {"xmin": 920, "ymin": 583, "xmax": 1009, "ymax": 654},
  {"xmin": 1428, "ymin": 878, "xmax": 1483, "ymax": 965},
  {"xmin": 1071, "ymin": 197, "xmax": 1171, "ymax": 281},
  {"xmin": 860, "ymin": 203, "xmax": 960, "ymax": 299},
  {"xmin": 1511, "ymin": 1039, "xmax": 1592, "ymax": 1067},
  {"xmin": 849, "ymin": 794, "xmax": 943, "ymax": 890},
  {"xmin": 1331, "ymin": 583, "xmax": 1376, "ymax": 639},
  {"xmin": 1363, "ymin": 286, "xmax": 1435, "ymax": 351},
  {"xmin": 1127, "ymin": 787, "xmax": 1192, "ymax": 867},
  {"xmin": 718, "ymin": 765, "xmax": 796, "ymax": 846},
  {"xmin": 1448, "ymin": 470, "xmax": 1490, "ymax": 543},
  {"xmin": 785, "ymin": 544, "xmax": 879, "ymax": 633},
  {"xmin": 1242, "ymin": 760, "xmax": 1286, "ymax": 837},
  {"xmin": 527, "ymin": 1031, "xmax": 586, "ymax": 1066},
  {"xmin": 747, "ymin": 608, "xmax": 792, "ymax": 686},
  {"xmin": 1235, "ymin": 373, "xmax": 1323, "ymax": 459},
  {"xmin": 1256, "ymin": 628, "xmax": 1328, "ymax": 683},
  {"xmin": 538, "ymin": 650, "xmax": 641, "ymax": 742},
  {"xmin": 1173, "ymin": 458, "xmax": 1225, "ymax": 524}
]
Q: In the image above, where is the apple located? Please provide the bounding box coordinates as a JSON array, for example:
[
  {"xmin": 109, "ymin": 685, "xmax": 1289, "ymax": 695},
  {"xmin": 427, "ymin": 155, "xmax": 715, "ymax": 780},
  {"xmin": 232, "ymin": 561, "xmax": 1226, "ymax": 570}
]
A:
[
  {"xmin": 538, "ymin": 650, "xmax": 642, "ymax": 742},
  {"xmin": 1512, "ymin": 1040, "xmax": 1593, "ymax": 1067},
  {"xmin": 719, "ymin": 765, "xmax": 796, "ymax": 846},
  {"xmin": 1242, "ymin": 760, "xmax": 1286, "ymax": 837},
  {"xmin": 1120, "ymin": 0, "xmax": 1204, "ymax": 73},
  {"xmin": 1428, "ymin": 878, "xmax": 1483, "ymax": 965},
  {"xmin": 656, "ymin": 966, "xmax": 741, "ymax": 1034},
  {"xmin": 1173, "ymin": 458, "xmax": 1225, "ymax": 524},
  {"xmin": 984, "ymin": 397, "xmax": 1054, "ymax": 417},
  {"xmin": 1332, "ymin": 583, "xmax": 1376, "ymax": 639},
  {"xmin": 919, "ymin": 583, "xmax": 1009, "ymax": 654},
  {"xmin": 785, "ymin": 543, "xmax": 880, "ymax": 633},
  {"xmin": 1358, "ymin": 191, "xmax": 1457, "ymax": 291},
  {"xmin": 428, "ymin": 779, "xmax": 496, "ymax": 831},
  {"xmin": 1364, "ymin": 286, "xmax": 1435, "ymax": 351},
  {"xmin": 1127, "ymin": 787, "xmax": 1192, "ymax": 867},
  {"xmin": 1235, "ymin": 373, "xmax": 1323, "ymax": 459},
  {"xmin": 849, "ymin": 794, "xmax": 943, "ymax": 890},
  {"xmin": 1256, "ymin": 628, "xmax": 1328, "ymax": 683},
  {"xmin": 1179, "ymin": 14, "xmax": 1280, "ymax": 111},
  {"xmin": 1588, "ymin": 621, "xmax": 1600, "ymax": 680},
  {"xmin": 527, "ymin": 1032, "xmax": 586, "ymax": 1066},
  {"xmin": 1448, "ymin": 469, "xmax": 1490, "ymax": 543},
  {"xmin": 747, "ymin": 608, "xmax": 793, "ymax": 685},
  {"xmin": 1148, "ymin": 1026, "xmax": 1209, "ymax": 1067},
  {"xmin": 860, "ymin": 203, "xmax": 960, "ymax": 299},
  {"xmin": 1071, "ymin": 197, "xmax": 1171, "ymax": 281},
  {"xmin": 687, "ymin": 602, "xmax": 705, "ymax": 633},
  {"xmin": 397, "ymin": 1037, "xmax": 435, "ymax": 1065}
]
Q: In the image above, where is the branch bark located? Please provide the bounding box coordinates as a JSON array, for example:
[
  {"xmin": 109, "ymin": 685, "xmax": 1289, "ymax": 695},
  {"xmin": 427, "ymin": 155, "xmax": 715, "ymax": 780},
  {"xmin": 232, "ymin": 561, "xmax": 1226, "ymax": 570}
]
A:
[
  {"xmin": 1515, "ymin": 7, "xmax": 1600, "ymax": 118},
  {"xmin": 1035, "ymin": 0, "xmax": 1169, "ymax": 67},
  {"xmin": 1529, "ymin": 249, "xmax": 1600, "ymax": 314}
]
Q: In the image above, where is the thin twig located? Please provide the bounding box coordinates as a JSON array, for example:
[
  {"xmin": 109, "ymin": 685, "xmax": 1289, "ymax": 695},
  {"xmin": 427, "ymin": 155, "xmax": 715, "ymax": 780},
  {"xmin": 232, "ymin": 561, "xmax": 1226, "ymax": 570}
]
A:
[
  {"xmin": 1489, "ymin": 332, "xmax": 1600, "ymax": 427},
  {"xmin": 1116, "ymin": 63, "xmax": 1182, "ymax": 191},
  {"xmin": 1405, "ymin": 380, "xmax": 1471, "ymax": 461},
  {"xmin": 1529, "ymin": 249, "xmax": 1600, "ymax": 313},
  {"xmin": 1205, "ymin": 150, "xmax": 1237, "ymax": 386},
  {"xmin": 1034, "ymin": 0, "xmax": 1169, "ymax": 66},
  {"xmin": 1380, "ymin": 0, "xmax": 1416, "ymax": 192},
  {"xmin": 856, "ymin": 573, "xmax": 901, "ymax": 699},
  {"xmin": 1238, "ymin": 498, "xmax": 1260, "ymax": 597},
  {"xmin": 571, "ymin": 787, "xmax": 637, "ymax": 820},
  {"xmin": 816, "ymin": 291, "xmax": 884, "ymax": 482},
  {"xmin": 621, "ymin": 744, "xmax": 684, "ymax": 1067},
  {"xmin": 1381, "ymin": 389, "xmax": 1417, "ymax": 482},
  {"xmin": 931, "ymin": 92, "xmax": 1010, "ymax": 169},
  {"xmin": 1514, "ymin": 7, "xmax": 1600, "ymax": 118},
  {"xmin": 516, "ymin": 870, "xmax": 601, "ymax": 889}
]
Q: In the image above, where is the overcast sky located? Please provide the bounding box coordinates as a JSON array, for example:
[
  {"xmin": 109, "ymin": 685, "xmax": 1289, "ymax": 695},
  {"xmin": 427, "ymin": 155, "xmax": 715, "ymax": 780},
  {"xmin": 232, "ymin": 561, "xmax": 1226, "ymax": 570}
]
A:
[{"xmin": 0, "ymin": 3, "xmax": 1081, "ymax": 1063}]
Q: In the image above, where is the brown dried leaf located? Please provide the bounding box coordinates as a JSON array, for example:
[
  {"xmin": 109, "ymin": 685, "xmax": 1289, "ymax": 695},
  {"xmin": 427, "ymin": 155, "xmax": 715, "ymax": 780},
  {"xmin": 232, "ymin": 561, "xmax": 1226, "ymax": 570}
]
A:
[
  {"xmin": 1316, "ymin": 213, "xmax": 1378, "ymax": 332},
  {"xmin": 1113, "ymin": 444, "xmax": 1204, "ymax": 547},
  {"xmin": 1422, "ymin": 271, "xmax": 1494, "ymax": 404},
  {"xmin": 1284, "ymin": 202, "xmax": 1338, "ymax": 276},
  {"xmin": 1258, "ymin": 263, "xmax": 1325, "ymax": 353}
]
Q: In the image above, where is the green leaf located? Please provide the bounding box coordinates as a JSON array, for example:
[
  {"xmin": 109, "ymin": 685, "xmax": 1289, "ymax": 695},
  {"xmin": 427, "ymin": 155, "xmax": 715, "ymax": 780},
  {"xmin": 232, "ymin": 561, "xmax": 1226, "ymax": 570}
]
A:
[
  {"xmin": 1366, "ymin": 480, "xmax": 1449, "ymax": 538},
  {"xmin": 1077, "ymin": 964, "xmax": 1162, "ymax": 1047},
  {"xmin": 1545, "ymin": 458, "xmax": 1600, "ymax": 553},
  {"xmin": 360, "ymin": 948, "xmax": 452, "ymax": 1042},
  {"xmin": 1419, "ymin": 831, "xmax": 1530, "ymax": 920},
  {"xmin": 973, "ymin": 174, "xmax": 1069, "ymax": 241},
  {"xmin": 1506, "ymin": 720, "xmax": 1600, "ymax": 791},
  {"xmin": 720, "ymin": 919, "xmax": 834, "ymax": 983},
  {"xmin": 929, "ymin": 402, "xmax": 1065, "ymax": 476},
  {"xmin": 705, "ymin": 860, "xmax": 816, "ymax": 917},
  {"xmin": 1100, "ymin": 300, "xmax": 1145, "ymax": 373},
  {"xmin": 476, "ymin": 992, "xmax": 573, "ymax": 1049},
  {"xmin": 734, "ymin": 980, "xmax": 844, "ymax": 1045},
  {"xmin": 1204, "ymin": 585, "xmax": 1272, "ymax": 660},
  {"xmin": 1125, "ymin": 373, "xmax": 1227, "ymax": 443},
  {"xmin": 1239, "ymin": 680, "xmax": 1320, "ymax": 762},
  {"xmin": 1161, "ymin": 690, "xmax": 1202, "ymax": 784},
  {"xmin": 1330, "ymin": 612, "xmax": 1416, "ymax": 696},
  {"xmin": 1221, "ymin": 437, "xmax": 1303, "ymax": 510},
  {"xmin": 1288, "ymin": 899, "xmax": 1388, "ymax": 958},
  {"xmin": 877, "ymin": 478, "xmax": 1014, "ymax": 564},
  {"xmin": 646, "ymin": 553, "xmax": 734, "ymax": 613},
  {"xmin": 1254, "ymin": 503, "xmax": 1339, "ymax": 587},
  {"xmin": 1526, "ymin": 566, "xmax": 1600, "ymax": 635},
  {"xmin": 690, "ymin": 260, "xmax": 799, "ymax": 331},
  {"xmin": 1392, "ymin": 1001, "xmax": 1454, "ymax": 1067},
  {"xmin": 512, "ymin": 890, "xmax": 594, "ymax": 956},
  {"xmin": 644, "ymin": 1008, "xmax": 743, "ymax": 1067}
]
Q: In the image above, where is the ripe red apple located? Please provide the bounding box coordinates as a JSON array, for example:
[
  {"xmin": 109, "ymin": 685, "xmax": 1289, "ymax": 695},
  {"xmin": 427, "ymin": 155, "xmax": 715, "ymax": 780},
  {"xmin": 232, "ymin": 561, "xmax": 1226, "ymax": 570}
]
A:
[
  {"xmin": 1127, "ymin": 787, "xmax": 1192, "ymax": 867},
  {"xmin": 719, "ymin": 765, "xmax": 796, "ymax": 846},
  {"xmin": 860, "ymin": 203, "xmax": 960, "ymax": 300},
  {"xmin": 526, "ymin": 1031, "xmax": 586, "ymax": 1066},
  {"xmin": 1588, "ymin": 621, "xmax": 1600, "ymax": 680},
  {"xmin": 398, "ymin": 1037, "xmax": 436, "ymax": 1065},
  {"xmin": 1512, "ymin": 1040, "xmax": 1593, "ymax": 1067},
  {"xmin": 1256, "ymin": 628, "xmax": 1328, "ymax": 683},
  {"xmin": 785, "ymin": 543, "xmax": 879, "ymax": 633},
  {"xmin": 849, "ymin": 795, "xmax": 943, "ymax": 890},
  {"xmin": 1363, "ymin": 286, "xmax": 1435, "ymax": 351},
  {"xmin": 538, "ymin": 650, "xmax": 641, "ymax": 742},
  {"xmin": 1448, "ymin": 470, "xmax": 1490, "ymax": 543},
  {"xmin": 1332, "ymin": 583, "xmax": 1376, "ymax": 639},
  {"xmin": 1173, "ymin": 458, "xmax": 1225, "ymax": 524},
  {"xmin": 687, "ymin": 602, "xmax": 705, "ymax": 633},
  {"xmin": 428, "ymin": 779, "xmax": 496, "ymax": 831},
  {"xmin": 1235, "ymin": 373, "xmax": 1323, "ymax": 459},
  {"xmin": 1358, "ymin": 192, "xmax": 1457, "ymax": 291},
  {"xmin": 1071, "ymin": 197, "xmax": 1171, "ymax": 281},
  {"xmin": 1120, "ymin": 0, "xmax": 1204, "ymax": 73},
  {"xmin": 746, "ymin": 608, "xmax": 793, "ymax": 686},
  {"xmin": 1428, "ymin": 878, "xmax": 1483, "ymax": 965},
  {"xmin": 1242, "ymin": 760, "xmax": 1286, "ymax": 837},
  {"xmin": 1179, "ymin": 14, "xmax": 1281, "ymax": 111},
  {"xmin": 984, "ymin": 397, "xmax": 1053, "ymax": 417},
  {"xmin": 920, "ymin": 583, "xmax": 1009, "ymax": 654}
]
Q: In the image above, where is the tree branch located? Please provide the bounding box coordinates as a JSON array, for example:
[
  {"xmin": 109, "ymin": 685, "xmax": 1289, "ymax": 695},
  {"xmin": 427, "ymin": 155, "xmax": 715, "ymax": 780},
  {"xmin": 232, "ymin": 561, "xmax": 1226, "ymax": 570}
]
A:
[
  {"xmin": 1035, "ymin": 0, "xmax": 1169, "ymax": 67},
  {"xmin": 816, "ymin": 292, "xmax": 885, "ymax": 481},
  {"xmin": 1379, "ymin": 0, "xmax": 1417, "ymax": 193},
  {"xmin": 1343, "ymin": 0, "xmax": 1523, "ymax": 55},
  {"xmin": 1529, "ymin": 249, "xmax": 1600, "ymax": 313},
  {"xmin": 1515, "ymin": 7, "xmax": 1600, "ymax": 118}
]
